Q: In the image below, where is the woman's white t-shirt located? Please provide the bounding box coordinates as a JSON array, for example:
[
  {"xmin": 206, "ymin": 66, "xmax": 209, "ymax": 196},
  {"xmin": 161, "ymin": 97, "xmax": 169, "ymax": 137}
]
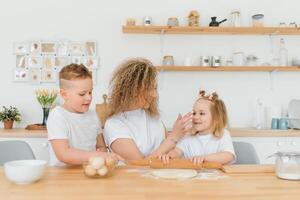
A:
[
  {"xmin": 47, "ymin": 106, "xmax": 102, "ymax": 166},
  {"xmin": 176, "ymin": 129, "xmax": 236, "ymax": 159},
  {"xmin": 104, "ymin": 109, "xmax": 165, "ymax": 157}
]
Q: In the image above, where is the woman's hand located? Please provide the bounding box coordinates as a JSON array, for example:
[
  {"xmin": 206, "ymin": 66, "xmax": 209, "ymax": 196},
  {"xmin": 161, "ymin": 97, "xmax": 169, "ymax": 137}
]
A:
[
  {"xmin": 190, "ymin": 156, "xmax": 206, "ymax": 165},
  {"xmin": 171, "ymin": 112, "xmax": 192, "ymax": 140},
  {"xmin": 158, "ymin": 154, "xmax": 171, "ymax": 164}
]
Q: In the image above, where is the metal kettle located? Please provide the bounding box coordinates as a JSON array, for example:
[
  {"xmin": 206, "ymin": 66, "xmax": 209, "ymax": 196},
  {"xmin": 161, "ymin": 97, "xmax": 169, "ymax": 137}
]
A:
[{"xmin": 209, "ymin": 17, "xmax": 227, "ymax": 27}]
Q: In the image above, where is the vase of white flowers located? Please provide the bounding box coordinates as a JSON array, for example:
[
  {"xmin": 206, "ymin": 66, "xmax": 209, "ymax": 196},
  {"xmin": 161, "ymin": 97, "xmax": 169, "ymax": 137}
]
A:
[{"xmin": 35, "ymin": 89, "xmax": 58, "ymax": 126}]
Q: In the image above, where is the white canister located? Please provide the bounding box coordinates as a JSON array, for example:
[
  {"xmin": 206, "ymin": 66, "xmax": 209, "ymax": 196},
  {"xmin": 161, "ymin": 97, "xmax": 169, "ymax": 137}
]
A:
[
  {"xmin": 184, "ymin": 57, "xmax": 193, "ymax": 66},
  {"xmin": 232, "ymin": 52, "xmax": 245, "ymax": 66},
  {"xmin": 200, "ymin": 56, "xmax": 211, "ymax": 66}
]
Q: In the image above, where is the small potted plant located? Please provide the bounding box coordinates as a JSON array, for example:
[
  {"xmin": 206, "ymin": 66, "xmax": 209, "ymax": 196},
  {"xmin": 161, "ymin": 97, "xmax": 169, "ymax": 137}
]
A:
[{"xmin": 0, "ymin": 106, "xmax": 22, "ymax": 129}]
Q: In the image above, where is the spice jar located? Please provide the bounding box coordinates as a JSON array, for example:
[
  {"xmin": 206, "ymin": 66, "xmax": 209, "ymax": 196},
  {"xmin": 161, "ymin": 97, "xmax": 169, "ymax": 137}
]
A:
[
  {"xmin": 252, "ymin": 14, "xmax": 264, "ymax": 27},
  {"xmin": 162, "ymin": 56, "xmax": 174, "ymax": 66},
  {"xmin": 167, "ymin": 17, "xmax": 179, "ymax": 26},
  {"xmin": 246, "ymin": 55, "xmax": 258, "ymax": 66},
  {"xmin": 230, "ymin": 10, "xmax": 241, "ymax": 27},
  {"xmin": 143, "ymin": 16, "xmax": 152, "ymax": 26}
]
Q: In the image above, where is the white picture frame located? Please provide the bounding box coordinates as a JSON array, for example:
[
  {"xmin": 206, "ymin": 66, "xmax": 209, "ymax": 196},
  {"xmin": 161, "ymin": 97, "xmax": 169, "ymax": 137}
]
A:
[
  {"xmin": 56, "ymin": 40, "xmax": 69, "ymax": 56},
  {"xmin": 41, "ymin": 70, "xmax": 57, "ymax": 82},
  {"xmin": 29, "ymin": 41, "xmax": 41, "ymax": 55},
  {"xmin": 27, "ymin": 56, "xmax": 42, "ymax": 68},
  {"xmin": 15, "ymin": 55, "xmax": 27, "ymax": 68},
  {"xmin": 69, "ymin": 42, "xmax": 84, "ymax": 55},
  {"xmin": 55, "ymin": 56, "xmax": 70, "ymax": 70},
  {"xmin": 13, "ymin": 42, "xmax": 28, "ymax": 54},
  {"xmin": 28, "ymin": 68, "xmax": 41, "ymax": 84},
  {"xmin": 82, "ymin": 56, "xmax": 98, "ymax": 70},
  {"xmin": 41, "ymin": 41, "xmax": 56, "ymax": 55},
  {"xmin": 13, "ymin": 68, "xmax": 28, "ymax": 82},
  {"xmin": 43, "ymin": 56, "xmax": 55, "ymax": 70},
  {"xmin": 91, "ymin": 69, "xmax": 97, "ymax": 85},
  {"xmin": 71, "ymin": 56, "xmax": 82, "ymax": 64},
  {"xmin": 85, "ymin": 41, "xmax": 97, "ymax": 56}
]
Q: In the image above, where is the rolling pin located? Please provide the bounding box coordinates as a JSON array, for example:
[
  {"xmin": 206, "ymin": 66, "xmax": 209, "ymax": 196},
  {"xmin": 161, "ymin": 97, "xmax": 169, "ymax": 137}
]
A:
[{"xmin": 128, "ymin": 158, "xmax": 223, "ymax": 170}]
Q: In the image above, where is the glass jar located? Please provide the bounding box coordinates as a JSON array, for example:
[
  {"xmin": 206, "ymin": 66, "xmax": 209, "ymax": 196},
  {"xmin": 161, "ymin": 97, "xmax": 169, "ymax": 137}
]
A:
[
  {"xmin": 252, "ymin": 14, "xmax": 264, "ymax": 27},
  {"xmin": 230, "ymin": 10, "xmax": 241, "ymax": 27},
  {"xmin": 269, "ymin": 152, "xmax": 300, "ymax": 180},
  {"xmin": 162, "ymin": 55, "xmax": 174, "ymax": 66},
  {"xmin": 246, "ymin": 55, "xmax": 258, "ymax": 66}
]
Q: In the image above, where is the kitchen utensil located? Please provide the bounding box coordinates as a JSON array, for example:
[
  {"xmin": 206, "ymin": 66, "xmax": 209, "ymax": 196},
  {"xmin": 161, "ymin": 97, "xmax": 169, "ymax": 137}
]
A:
[
  {"xmin": 128, "ymin": 158, "xmax": 223, "ymax": 170},
  {"xmin": 96, "ymin": 94, "xmax": 110, "ymax": 129},
  {"xmin": 268, "ymin": 151, "xmax": 300, "ymax": 180},
  {"xmin": 209, "ymin": 17, "xmax": 227, "ymax": 27},
  {"xmin": 4, "ymin": 160, "xmax": 46, "ymax": 184},
  {"xmin": 222, "ymin": 164, "xmax": 275, "ymax": 174}
]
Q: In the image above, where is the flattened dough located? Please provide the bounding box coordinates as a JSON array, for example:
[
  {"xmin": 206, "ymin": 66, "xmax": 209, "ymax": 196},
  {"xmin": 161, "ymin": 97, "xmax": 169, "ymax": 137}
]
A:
[{"xmin": 151, "ymin": 169, "xmax": 198, "ymax": 179}]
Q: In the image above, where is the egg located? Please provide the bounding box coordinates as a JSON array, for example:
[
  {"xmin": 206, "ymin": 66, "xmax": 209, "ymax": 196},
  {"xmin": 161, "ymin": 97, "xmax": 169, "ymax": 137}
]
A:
[
  {"xmin": 97, "ymin": 166, "xmax": 108, "ymax": 176},
  {"xmin": 84, "ymin": 164, "xmax": 97, "ymax": 176},
  {"xmin": 105, "ymin": 157, "xmax": 116, "ymax": 170},
  {"xmin": 89, "ymin": 156, "xmax": 105, "ymax": 170}
]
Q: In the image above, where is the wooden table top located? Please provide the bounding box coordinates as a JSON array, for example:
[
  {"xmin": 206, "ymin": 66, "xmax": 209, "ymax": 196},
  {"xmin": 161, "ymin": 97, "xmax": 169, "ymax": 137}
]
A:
[{"xmin": 1, "ymin": 166, "xmax": 300, "ymax": 200}]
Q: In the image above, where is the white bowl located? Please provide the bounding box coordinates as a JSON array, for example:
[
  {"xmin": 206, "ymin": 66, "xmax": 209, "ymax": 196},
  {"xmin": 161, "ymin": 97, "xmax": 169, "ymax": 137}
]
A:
[{"xmin": 4, "ymin": 160, "xmax": 47, "ymax": 184}]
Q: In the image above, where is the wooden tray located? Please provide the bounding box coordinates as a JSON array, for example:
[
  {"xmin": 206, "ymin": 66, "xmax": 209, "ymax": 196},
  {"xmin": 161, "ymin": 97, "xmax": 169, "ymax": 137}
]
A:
[{"xmin": 25, "ymin": 124, "xmax": 47, "ymax": 130}]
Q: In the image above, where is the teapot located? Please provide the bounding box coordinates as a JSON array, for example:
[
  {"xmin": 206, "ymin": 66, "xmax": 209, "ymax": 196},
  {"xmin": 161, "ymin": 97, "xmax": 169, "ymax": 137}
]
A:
[
  {"xmin": 268, "ymin": 151, "xmax": 300, "ymax": 180},
  {"xmin": 209, "ymin": 17, "xmax": 227, "ymax": 27}
]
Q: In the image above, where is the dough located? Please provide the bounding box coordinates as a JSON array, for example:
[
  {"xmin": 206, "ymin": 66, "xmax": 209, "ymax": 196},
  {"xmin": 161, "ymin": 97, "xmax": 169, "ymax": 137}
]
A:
[{"xmin": 151, "ymin": 169, "xmax": 198, "ymax": 179}]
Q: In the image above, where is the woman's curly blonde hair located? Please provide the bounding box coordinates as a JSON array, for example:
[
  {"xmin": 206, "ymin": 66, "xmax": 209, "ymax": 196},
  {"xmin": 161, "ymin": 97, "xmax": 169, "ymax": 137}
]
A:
[{"xmin": 108, "ymin": 58, "xmax": 159, "ymax": 117}]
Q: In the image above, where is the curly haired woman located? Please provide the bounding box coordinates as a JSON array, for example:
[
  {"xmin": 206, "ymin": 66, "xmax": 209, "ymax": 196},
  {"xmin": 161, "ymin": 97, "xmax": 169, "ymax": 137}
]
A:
[{"xmin": 104, "ymin": 58, "xmax": 192, "ymax": 161}]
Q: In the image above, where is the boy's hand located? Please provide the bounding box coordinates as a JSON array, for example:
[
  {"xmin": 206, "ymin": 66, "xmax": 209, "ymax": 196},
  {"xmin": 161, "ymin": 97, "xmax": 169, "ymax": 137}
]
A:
[
  {"xmin": 158, "ymin": 154, "xmax": 171, "ymax": 164},
  {"xmin": 190, "ymin": 156, "xmax": 205, "ymax": 166}
]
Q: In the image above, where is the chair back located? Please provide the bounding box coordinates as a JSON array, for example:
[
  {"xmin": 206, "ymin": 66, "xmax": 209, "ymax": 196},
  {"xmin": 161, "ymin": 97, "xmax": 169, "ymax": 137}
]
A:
[
  {"xmin": 0, "ymin": 140, "xmax": 36, "ymax": 166},
  {"xmin": 233, "ymin": 141, "xmax": 260, "ymax": 164}
]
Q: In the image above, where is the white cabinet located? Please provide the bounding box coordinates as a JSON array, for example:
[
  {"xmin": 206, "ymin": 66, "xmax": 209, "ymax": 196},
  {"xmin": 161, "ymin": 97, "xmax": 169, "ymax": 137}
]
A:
[
  {"xmin": 0, "ymin": 137, "xmax": 49, "ymax": 163},
  {"xmin": 233, "ymin": 137, "xmax": 300, "ymax": 164}
]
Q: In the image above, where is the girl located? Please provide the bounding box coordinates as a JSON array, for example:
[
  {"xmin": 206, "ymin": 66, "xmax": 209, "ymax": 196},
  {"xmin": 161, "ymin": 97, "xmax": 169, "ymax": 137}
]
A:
[
  {"xmin": 104, "ymin": 58, "xmax": 192, "ymax": 161},
  {"xmin": 159, "ymin": 90, "xmax": 236, "ymax": 165}
]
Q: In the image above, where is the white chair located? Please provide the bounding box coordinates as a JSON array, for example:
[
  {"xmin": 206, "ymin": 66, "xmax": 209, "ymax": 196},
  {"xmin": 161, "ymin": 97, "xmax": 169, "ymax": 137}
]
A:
[
  {"xmin": 0, "ymin": 140, "xmax": 36, "ymax": 166},
  {"xmin": 233, "ymin": 141, "xmax": 260, "ymax": 164}
]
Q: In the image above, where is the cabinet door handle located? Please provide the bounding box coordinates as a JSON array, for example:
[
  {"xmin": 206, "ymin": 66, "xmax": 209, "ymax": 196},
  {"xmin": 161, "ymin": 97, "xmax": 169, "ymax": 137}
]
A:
[
  {"xmin": 277, "ymin": 141, "xmax": 285, "ymax": 146},
  {"xmin": 42, "ymin": 142, "xmax": 48, "ymax": 147}
]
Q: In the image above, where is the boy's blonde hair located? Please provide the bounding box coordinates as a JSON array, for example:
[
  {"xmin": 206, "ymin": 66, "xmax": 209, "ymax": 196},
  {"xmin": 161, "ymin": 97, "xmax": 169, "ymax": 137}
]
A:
[
  {"xmin": 59, "ymin": 63, "xmax": 92, "ymax": 88},
  {"xmin": 194, "ymin": 90, "xmax": 228, "ymax": 138},
  {"xmin": 108, "ymin": 58, "xmax": 159, "ymax": 117}
]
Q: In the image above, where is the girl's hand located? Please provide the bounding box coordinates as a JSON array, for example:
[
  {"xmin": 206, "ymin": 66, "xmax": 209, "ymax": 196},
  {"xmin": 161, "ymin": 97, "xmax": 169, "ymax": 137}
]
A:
[
  {"xmin": 172, "ymin": 112, "xmax": 193, "ymax": 140},
  {"xmin": 190, "ymin": 156, "xmax": 205, "ymax": 165},
  {"xmin": 158, "ymin": 154, "xmax": 171, "ymax": 164}
]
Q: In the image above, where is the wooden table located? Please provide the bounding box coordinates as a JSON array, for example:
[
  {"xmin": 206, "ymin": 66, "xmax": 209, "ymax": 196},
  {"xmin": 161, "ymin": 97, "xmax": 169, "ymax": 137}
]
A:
[{"xmin": 0, "ymin": 166, "xmax": 300, "ymax": 200}]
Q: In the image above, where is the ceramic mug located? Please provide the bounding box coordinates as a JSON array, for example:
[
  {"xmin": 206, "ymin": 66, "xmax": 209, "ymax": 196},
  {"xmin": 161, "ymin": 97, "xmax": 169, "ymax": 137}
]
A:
[
  {"xmin": 271, "ymin": 118, "xmax": 279, "ymax": 129},
  {"xmin": 279, "ymin": 118, "xmax": 289, "ymax": 130}
]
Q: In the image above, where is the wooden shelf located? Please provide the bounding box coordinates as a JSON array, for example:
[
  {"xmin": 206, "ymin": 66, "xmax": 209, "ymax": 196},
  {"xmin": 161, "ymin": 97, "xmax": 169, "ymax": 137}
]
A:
[
  {"xmin": 156, "ymin": 66, "xmax": 300, "ymax": 71},
  {"xmin": 123, "ymin": 25, "xmax": 300, "ymax": 35}
]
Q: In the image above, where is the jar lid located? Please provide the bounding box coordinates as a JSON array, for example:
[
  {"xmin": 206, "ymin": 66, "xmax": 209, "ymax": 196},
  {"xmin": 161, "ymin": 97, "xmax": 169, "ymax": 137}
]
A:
[{"xmin": 252, "ymin": 14, "xmax": 264, "ymax": 19}]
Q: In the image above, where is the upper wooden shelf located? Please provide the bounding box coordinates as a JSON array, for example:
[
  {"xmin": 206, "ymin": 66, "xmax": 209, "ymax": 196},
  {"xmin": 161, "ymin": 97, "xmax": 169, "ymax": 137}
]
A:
[
  {"xmin": 156, "ymin": 66, "xmax": 300, "ymax": 71},
  {"xmin": 123, "ymin": 25, "xmax": 300, "ymax": 35}
]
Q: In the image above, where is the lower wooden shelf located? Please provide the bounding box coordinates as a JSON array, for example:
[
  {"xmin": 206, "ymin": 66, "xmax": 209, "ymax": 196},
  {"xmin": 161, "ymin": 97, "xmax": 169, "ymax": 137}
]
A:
[{"xmin": 156, "ymin": 66, "xmax": 300, "ymax": 71}]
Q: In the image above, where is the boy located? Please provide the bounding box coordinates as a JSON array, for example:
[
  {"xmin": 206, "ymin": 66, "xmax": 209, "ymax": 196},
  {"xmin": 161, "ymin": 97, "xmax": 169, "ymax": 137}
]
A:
[{"xmin": 47, "ymin": 63, "xmax": 120, "ymax": 166}]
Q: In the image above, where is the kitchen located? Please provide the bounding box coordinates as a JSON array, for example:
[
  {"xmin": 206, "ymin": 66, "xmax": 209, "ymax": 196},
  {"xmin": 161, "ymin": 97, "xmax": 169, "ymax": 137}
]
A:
[{"xmin": 0, "ymin": 0, "xmax": 300, "ymax": 199}]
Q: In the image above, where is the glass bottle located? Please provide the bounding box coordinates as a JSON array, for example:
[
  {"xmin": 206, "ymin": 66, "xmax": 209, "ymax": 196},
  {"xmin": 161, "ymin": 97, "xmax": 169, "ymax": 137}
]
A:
[{"xmin": 279, "ymin": 38, "xmax": 288, "ymax": 66}]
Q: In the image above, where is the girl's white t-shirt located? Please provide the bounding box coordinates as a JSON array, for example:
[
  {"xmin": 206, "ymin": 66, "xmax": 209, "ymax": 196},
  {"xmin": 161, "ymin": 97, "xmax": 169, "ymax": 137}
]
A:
[
  {"xmin": 47, "ymin": 106, "xmax": 102, "ymax": 166},
  {"xmin": 104, "ymin": 109, "xmax": 165, "ymax": 157},
  {"xmin": 176, "ymin": 129, "xmax": 236, "ymax": 160}
]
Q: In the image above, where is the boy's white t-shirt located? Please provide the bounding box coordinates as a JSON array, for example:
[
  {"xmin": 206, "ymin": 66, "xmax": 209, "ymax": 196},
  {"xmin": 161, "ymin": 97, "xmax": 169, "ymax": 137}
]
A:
[
  {"xmin": 104, "ymin": 109, "xmax": 165, "ymax": 157},
  {"xmin": 176, "ymin": 129, "xmax": 236, "ymax": 160},
  {"xmin": 47, "ymin": 106, "xmax": 102, "ymax": 166}
]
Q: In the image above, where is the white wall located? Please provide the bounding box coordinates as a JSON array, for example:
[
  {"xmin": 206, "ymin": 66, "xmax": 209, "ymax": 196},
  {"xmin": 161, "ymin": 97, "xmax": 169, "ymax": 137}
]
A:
[{"xmin": 0, "ymin": 0, "xmax": 300, "ymax": 128}]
